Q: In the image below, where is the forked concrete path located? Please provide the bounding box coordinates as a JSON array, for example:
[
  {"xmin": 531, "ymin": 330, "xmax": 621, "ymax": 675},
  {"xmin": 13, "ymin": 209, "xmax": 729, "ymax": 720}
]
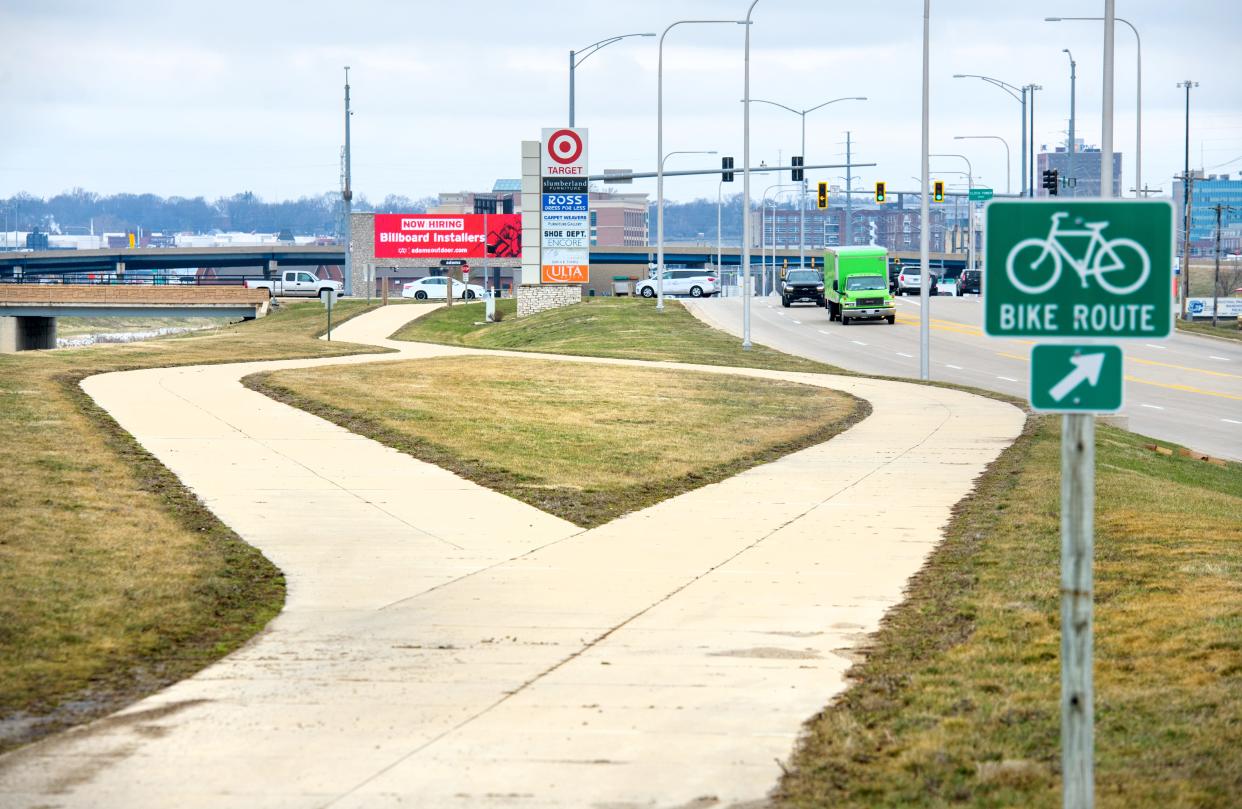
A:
[{"xmin": 0, "ymin": 304, "xmax": 1023, "ymax": 808}]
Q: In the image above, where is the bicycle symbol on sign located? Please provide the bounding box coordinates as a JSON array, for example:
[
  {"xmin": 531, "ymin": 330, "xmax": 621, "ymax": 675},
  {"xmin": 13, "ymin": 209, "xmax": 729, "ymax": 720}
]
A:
[{"xmin": 1005, "ymin": 211, "xmax": 1151, "ymax": 295}]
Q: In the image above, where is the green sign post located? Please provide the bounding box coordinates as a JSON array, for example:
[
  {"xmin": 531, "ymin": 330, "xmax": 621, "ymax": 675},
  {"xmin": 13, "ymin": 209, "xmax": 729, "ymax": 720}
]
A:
[
  {"xmin": 984, "ymin": 200, "xmax": 1174, "ymax": 338},
  {"xmin": 968, "ymin": 187, "xmax": 993, "ymax": 202},
  {"xmin": 1030, "ymin": 345, "xmax": 1123, "ymax": 412}
]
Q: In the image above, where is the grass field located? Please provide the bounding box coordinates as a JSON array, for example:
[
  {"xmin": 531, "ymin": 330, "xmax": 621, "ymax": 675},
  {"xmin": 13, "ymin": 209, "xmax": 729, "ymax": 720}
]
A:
[
  {"xmin": 775, "ymin": 419, "xmax": 1242, "ymax": 808},
  {"xmin": 247, "ymin": 355, "xmax": 866, "ymax": 528},
  {"xmin": 390, "ymin": 296, "xmax": 843, "ymax": 374},
  {"xmin": 55, "ymin": 316, "xmax": 229, "ymax": 339},
  {"xmin": 0, "ymin": 301, "xmax": 386, "ymax": 752}
]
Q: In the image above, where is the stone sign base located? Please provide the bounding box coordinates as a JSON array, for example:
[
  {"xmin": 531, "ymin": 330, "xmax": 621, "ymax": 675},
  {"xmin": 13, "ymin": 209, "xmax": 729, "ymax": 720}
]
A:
[{"xmin": 517, "ymin": 285, "xmax": 582, "ymax": 318}]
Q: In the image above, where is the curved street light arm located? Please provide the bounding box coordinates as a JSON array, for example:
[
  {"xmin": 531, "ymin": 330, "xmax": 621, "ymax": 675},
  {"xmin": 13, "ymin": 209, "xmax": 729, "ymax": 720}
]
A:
[
  {"xmin": 749, "ymin": 97, "xmax": 801, "ymax": 116},
  {"xmin": 953, "ymin": 73, "xmax": 1022, "ymax": 103},
  {"xmin": 804, "ymin": 95, "xmax": 867, "ymax": 115},
  {"xmin": 574, "ymin": 33, "xmax": 655, "ymax": 67}
]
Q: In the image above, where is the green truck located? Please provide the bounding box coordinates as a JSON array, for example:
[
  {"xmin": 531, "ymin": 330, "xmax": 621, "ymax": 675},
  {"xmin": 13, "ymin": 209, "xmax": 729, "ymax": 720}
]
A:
[{"xmin": 823, "ymin": 246, "xmax": 896, "ymax": 325}]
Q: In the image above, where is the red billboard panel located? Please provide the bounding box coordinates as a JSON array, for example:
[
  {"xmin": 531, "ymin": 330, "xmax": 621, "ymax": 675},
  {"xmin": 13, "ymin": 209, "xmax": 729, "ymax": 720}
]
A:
[{"xmin": 373, "ymin": 214, "xmax": 521, "ymax": 259}]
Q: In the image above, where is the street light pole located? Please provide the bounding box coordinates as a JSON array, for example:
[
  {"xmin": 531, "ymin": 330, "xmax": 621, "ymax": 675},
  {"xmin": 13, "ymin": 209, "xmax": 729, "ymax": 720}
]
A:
[
  {"xmin": 749, "ymin": 96, "xmax": 867, "ymax": 272},
  {"xmin": 1046, "ymin": 16, "xmax": 1143, "ymax": 196},
  {"xmin": 1178, "ymin": 79, "xmax": 1198, "ymax": 319},
  {"xmin": 742, "ymin": 0, "xmax": 759, "ymax": 350},
  {"xmin": 1027, "ymin": 84, "xmax": 1042, "ymax": 196},
  {"xmin": 342, "ymin": 66, "xmax": 353, "ymax": 296},
  {"xmin": 919, "ymin": 0, "xmax": 930, "ymax": 381},
  {"xmin": 931, "ymin": 156, "xmax": 974, "ymax": 273},
  {"xmin": 657, "ymin": 150, "xmax": 717, "ymax": 310},
  {"xmin": 569, "ymin": 33, "xmax": 655, "ymax": 127},
  {"xmin": 953, "ymin": 136, "xmax": 1010, "ymax": 194},
  {"xmin": 1065, "ymin": 49, "xmax": 1076, "ymax": 197},
  {"xmin": 657, "ymin": 19, "xmax": 742, "ymax": 313}
]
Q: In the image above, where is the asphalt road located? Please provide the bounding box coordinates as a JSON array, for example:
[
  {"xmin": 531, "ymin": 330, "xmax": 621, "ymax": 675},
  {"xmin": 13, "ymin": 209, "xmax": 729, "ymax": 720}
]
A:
[{"xmin": 688, "ymin": 294, "xmax": 1242, "ymax": 462}]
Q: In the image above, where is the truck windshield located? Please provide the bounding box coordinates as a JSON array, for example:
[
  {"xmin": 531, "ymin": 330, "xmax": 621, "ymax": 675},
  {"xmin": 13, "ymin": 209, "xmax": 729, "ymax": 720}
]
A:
[
  {"xmin": 786, "ymin": 271, "xmax": 820, "ymax": 283},
  {"xmin": 845, "ymin": 275, "xmax": 887, "ymax": 291}
]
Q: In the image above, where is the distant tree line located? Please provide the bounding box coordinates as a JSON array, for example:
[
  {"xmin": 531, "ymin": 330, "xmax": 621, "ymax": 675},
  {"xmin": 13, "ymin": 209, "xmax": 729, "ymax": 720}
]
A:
[
  {"xmin": 648, "ymin": 193, "xmax": 802, "ymax": 244},
  {"xmin": 0, "ymin": 189, "xmax": 437, "ymax": 236}
]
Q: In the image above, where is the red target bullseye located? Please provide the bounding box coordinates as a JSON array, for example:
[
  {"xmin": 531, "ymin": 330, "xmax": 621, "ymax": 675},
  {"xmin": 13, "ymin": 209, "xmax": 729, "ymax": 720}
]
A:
[{"xmin": 547, "ymin": 130, "xmax": 583, "ymax": 165}]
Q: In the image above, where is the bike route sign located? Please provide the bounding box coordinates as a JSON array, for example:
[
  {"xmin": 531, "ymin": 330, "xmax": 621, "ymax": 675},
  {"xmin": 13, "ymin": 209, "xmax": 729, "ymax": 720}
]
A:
[
  {"xmin": 1029, "ymin": 344, "xmax": 1124, "ymax": 413},
  {"xmin": 983, "ymin": 199, "xmax": 1174, "ymax": 338}
]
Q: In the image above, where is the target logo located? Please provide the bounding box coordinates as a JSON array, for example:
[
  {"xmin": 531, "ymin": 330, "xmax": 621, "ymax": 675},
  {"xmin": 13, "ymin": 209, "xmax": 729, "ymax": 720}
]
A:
[
  {"xmin": 547, "ymin": 129, "xmax": 582, "ymax": 164},
  {"xmin": 542, "ymin": 127, "xmax": 587, "ymax": 177}
]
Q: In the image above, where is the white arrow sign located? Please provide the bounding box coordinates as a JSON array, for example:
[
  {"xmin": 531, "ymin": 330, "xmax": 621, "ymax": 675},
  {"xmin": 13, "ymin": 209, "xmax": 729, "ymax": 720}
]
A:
[{"xmin": 1048, "ymin": 352, "xmax": 1107, "ymax": 402}]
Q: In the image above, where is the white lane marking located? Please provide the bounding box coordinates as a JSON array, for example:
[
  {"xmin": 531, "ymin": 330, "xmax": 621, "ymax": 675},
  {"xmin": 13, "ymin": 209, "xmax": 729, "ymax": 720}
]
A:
[
  {"xmin": 904, "ymin": 300, "xmax": 922, "ymax": 307},
  {"xmin": 896, "ymin": 352, "xmax": 914, "ymax": 358},
  {"xmin": 1224, "ymin": 418, "xmax": 1242, "ymax": 425},
  {"xmin": 1140, "ymin": 404, "xmax": 1165, "ymax": 410},
  {"xmin": 792, "ymin": 320, "xmax": 802, "ymax": 324},
  {"xmin": 850, "ymin": 340, "xmax": 868, "ymax": 346},
  {"xmin": 817, "ymin": 329, "xmax": 833, "ymax": 336},
  {"xmin": 1209, "ymin": 356, "xmax": 1230, "ymax": 361},
  {"xmin": 945, "ymin": 364, "xmax": 964, "ymax": 370},
  {"xmin": 997, "ymin": 376, "xmax": 1019, "ymax": 382},
  {"xmin": 1144, "ymin": 343, "xmax": 1166, "ymax": 350}
]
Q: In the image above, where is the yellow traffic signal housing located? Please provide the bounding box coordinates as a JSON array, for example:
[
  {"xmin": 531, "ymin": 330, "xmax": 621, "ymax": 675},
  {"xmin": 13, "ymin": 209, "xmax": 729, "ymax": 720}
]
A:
[
  {"xmin": 933, "ymin": 180, "xmax": 945, "ymax": 202},
  {"xmin": 817, "ymin": 181, "xmax": 828, "ymax": 209},
  {"xmin": 875, "ymin": 181, "xmax": 887, "ymax": 203}
]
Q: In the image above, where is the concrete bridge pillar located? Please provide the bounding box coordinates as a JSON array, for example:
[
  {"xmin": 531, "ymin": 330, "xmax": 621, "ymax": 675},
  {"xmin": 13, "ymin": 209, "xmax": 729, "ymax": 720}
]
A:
[{"xmin": 0, "ymin": 316, "xmax": 58, "ymax": 352}]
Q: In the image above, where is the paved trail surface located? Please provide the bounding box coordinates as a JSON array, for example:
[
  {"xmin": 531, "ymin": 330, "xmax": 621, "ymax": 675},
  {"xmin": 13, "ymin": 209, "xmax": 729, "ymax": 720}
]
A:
[{"xmin": 0, "ymin": 303, "xmax": 1022, "ymax": 808}]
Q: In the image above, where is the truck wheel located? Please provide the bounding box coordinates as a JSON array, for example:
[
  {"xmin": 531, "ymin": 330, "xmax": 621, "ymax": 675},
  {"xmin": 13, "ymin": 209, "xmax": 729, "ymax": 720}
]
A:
[
  {"xmin": 841, "ymin": 315, "xmax": 850, "ymax": 326},
  {"xmin": 415, "ymin": 290, "xmax": 428, "ymax": 300},
  {"xmin": 886, "ymin": 315, "xmax": 896, "ymax": 325},
  {"xmin": 781, "ymin": 297, "xmax": 790, "ymax": 308}
]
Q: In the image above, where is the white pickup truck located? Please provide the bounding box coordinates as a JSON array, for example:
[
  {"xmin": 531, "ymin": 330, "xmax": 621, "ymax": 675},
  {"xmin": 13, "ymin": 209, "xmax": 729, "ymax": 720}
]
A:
[{"xmin": 245, "ymin": 270, "xmax": 343, "ymax": 300}]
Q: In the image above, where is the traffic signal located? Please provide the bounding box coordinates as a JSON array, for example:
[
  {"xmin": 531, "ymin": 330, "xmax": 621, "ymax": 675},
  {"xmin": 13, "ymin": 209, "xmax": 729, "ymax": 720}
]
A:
[
  {"xmin": 816, "ymin": 181, "xmax": 828, "ymax": 209},
  {"xmin": 933, "ymin": 180, "xmax": 945, "ymax": 202},
  {"xmin": 875, "ymin": 181, "xmax": 887, "ymax": 203},
  {"xmin": 721, "ymin": 156, "xmax": 734, "ymax": 182},
  {"xmin": 792, "ymin": 156, "xmax": 804, "ymax": 182},
  {"xmin": 1042, "ymin": 169, "xmax": 1059, "ymax": 196}
]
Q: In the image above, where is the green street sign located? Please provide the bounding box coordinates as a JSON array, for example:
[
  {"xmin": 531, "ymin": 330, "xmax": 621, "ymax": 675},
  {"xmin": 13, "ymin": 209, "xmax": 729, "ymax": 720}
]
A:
[
  {"xmin": 984, "ymin": 199, "xmax": 1173, "ymax": 339},
  {"xmin": 968, "ymin": 187, "xmax": 994, "ymax": 202},
  {"xmin": 1030, "ymin": 344, "xmax": 1124, "ymax": 412}
]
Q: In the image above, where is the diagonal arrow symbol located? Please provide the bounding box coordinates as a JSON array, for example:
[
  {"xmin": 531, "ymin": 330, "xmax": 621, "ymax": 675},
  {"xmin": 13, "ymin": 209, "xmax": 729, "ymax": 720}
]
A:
[{"xmin": 1049, "ymin": 352, "xmax": 1107, "ymax": 402}]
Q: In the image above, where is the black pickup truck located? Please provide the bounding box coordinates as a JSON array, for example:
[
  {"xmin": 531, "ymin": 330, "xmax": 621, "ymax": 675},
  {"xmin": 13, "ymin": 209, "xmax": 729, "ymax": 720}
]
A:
[{"xmin": 779, "ymin": 269, "xmax": 826, "ymax": 307}]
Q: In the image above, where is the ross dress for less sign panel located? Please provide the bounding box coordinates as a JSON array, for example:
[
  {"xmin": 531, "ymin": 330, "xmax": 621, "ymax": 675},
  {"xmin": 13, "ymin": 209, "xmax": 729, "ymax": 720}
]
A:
[
  {"xmin": 373, "ymin": 214, "xmax": 521, "ymax": 260},
  {"xmin": 540, "ymin": 128, "xmax": 589, "ymax": 284}
]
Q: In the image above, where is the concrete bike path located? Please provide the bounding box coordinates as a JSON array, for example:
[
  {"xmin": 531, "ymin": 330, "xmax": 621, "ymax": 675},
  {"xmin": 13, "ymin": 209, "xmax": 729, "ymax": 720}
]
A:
[{"xmin": 0, "ymin": 303, "xmax": 1024, "ymax": 808}]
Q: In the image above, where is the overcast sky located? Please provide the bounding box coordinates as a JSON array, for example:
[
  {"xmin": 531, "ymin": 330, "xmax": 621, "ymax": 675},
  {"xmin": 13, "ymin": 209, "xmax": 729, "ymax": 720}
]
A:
[{"xmin": 2, "ymin": 0, "xmax": 1239, "ymax": 206}]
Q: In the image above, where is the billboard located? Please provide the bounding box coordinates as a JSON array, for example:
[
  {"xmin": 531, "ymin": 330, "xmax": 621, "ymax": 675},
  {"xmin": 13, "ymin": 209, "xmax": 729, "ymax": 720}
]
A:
[{"xmin": 373, "ymin": 214, "xmax": 521, "ymax": 260}]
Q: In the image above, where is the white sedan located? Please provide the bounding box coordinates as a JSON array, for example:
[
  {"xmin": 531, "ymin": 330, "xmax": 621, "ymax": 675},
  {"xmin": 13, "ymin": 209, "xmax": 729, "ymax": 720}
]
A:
[{"xmin": 402, "ymin": 276, "xmax": 487, "ymax": 300}]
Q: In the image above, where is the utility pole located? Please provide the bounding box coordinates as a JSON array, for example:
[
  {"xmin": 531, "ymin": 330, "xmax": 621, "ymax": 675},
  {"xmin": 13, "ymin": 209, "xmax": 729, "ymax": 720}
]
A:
[
  {"xmin": 342, "ymin": 67, "xmax": 353, "ymax": 296},
  {"xmin": 1028, "ymin": 85, "xmax": 1041, "ymax": 197},
  {"xmin": 1178, "ymin": 80, "xmax": 1198, "ymax": 319},
  {"xmin": 845, "ymin": 131, "xmax": 853, "ymax": 246}
]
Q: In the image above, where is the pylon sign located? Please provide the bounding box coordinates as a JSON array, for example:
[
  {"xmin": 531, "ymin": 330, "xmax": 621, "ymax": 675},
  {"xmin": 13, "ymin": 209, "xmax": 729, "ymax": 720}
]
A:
[
  {"xmin": 983, "ymin": 200, "xmax": 1174, "ymax": 339},
  {"xmin": 541, "ymin": 128, "xmax": 589, "ymax": 284}
]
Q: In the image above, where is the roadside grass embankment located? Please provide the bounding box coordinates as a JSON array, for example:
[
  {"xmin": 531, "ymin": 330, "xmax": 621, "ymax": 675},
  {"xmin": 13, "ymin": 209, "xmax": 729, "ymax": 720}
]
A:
[
  {"xmin": 0, "ymin": 300, "xmax": 387, "ymax": 753},
  {"xmin": 390, "ymin": 296, "xmax": 844, "ymax": 374},
  {"xmin": 247, "ymin": 355, "xmax": 867, "ymax": 528},
  {"xmin": 1176, "ymin": 318, "xmax": 1242, "ymax": 342},
  {"xmin": 775, "ymin": 418, "xmax": 1242, "ymax": 808}
]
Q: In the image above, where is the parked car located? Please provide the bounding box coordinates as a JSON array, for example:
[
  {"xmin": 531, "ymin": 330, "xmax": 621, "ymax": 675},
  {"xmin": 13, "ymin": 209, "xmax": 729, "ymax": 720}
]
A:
[
  {"xmin": 957, "ymin": 269, "xmax": 981, "ymax": 295},
  {"xmin": 402, "ymin": 276, "xmax": 486, "ymax": 300},
  {"xmin": 635, "ymin": 269, "xmax": 719, "ymax": 298},
  {"xmin": 245, "ymin": 270, "xmax": 343, "ymax": 300},
  {"xmin": 779, "ymin": 269, "xmax": 825, "ymax": 307}
]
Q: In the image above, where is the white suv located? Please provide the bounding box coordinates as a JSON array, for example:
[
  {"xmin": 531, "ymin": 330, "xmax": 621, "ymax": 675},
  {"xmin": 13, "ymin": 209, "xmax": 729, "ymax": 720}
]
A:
[{"xmin": 635, "ymin": 269, "xmax": 719, "ymax": 298}]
